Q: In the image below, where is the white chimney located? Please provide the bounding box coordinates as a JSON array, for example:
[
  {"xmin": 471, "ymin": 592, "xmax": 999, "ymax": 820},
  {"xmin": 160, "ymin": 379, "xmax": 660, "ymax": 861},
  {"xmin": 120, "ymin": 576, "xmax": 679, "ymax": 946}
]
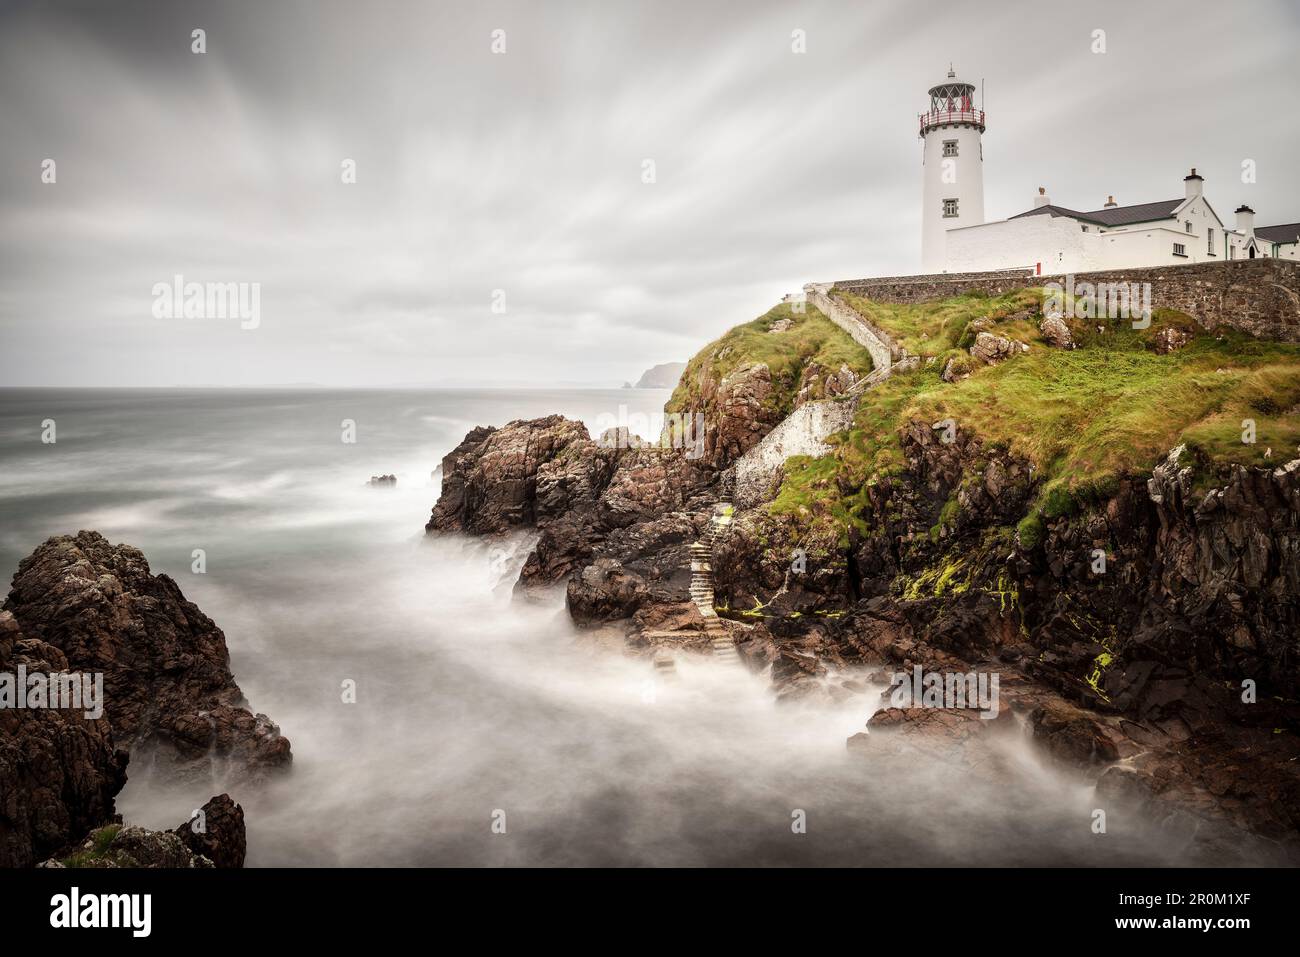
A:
[
  {"xmin": 1184, "ymin": 168, "xmax": 1204, "ymax": 200},
  {"xmin": 1235, "ymin": 204, "xmax": 1255, "ymax": 235},
  {"xmin": 1103, "ymin": 195, "xmax": 1117, "ymax": 208},
  {"xmin": 1034, "ymin": 186, "xmax": 1050, "ymax": 209}
]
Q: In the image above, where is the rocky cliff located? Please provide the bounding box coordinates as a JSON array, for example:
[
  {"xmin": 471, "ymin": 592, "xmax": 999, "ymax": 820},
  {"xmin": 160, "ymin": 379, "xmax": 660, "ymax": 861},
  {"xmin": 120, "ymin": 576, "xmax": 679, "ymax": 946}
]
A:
[
  {"xmin": 1, "ymin": 532, "xmax": 287, "ymax": 867},
  {"xmin": 633, "ymin": 361, "xmax": 686, "ymax": 389},
  {"xmin": 427, "ymin": 288, "xmax": 1300, "ymax": 858},
  {"xmin": 4, "ymin": 531, "xmax": 290, "ymax": 774}
]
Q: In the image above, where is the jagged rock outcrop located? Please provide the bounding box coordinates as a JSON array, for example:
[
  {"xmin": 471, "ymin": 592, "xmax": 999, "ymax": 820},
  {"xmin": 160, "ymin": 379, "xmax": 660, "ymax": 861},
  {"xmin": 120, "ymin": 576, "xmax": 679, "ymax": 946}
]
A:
[
  {"xmin": 427, "ymin": 415, "xmax": 714, "ymax": 625},
  {"xmin": 427, "ymin": 301, "xmax": 1300, "ymax": 856},
  {"xmin": 716, "ymin": 409, "xmax": 1300, "ymax": 851},
  {"xmin": 171, "ymin": 793, "xmax": 246, "ymax": 868},
  {"xmin": 42, "ymin": 796, "xmax": 245, "ymax": 868},
  {"xmin": 3, "ymin": 532, "xmax": 291, "ymax": 777},
  {"xmin": 0, "ymin": 610, "xmax": 127, "ymax": 868},
  {"xmin": 795, "ymin": 362, "xmax": 861, "ymax": 406},
  {"xmin": 427, "ymin": 416, "xmax": 601, "ymax": 535},
  {"xmin": 701, "ymin": 361, "xmax": 782, "ymax": 470}
]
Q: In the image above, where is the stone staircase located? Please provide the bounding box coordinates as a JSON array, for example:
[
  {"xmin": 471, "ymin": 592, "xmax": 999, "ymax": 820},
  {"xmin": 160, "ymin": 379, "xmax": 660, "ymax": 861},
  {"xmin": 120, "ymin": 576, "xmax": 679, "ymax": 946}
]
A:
[
  {"xmin": 652, "ymin": 647, "xmax": 677, "ymax": 679},
  {"xmin": 689, "ymin": 502, "xmax": 740, "ymax": 664}
]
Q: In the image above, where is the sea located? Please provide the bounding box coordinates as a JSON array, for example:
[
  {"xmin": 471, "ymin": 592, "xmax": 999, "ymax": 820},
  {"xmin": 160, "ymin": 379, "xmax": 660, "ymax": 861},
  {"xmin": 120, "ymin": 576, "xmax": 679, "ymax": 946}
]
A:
[{"xmin": 0, "ymin": 387, "xmax": 1212, "ymax": 865}]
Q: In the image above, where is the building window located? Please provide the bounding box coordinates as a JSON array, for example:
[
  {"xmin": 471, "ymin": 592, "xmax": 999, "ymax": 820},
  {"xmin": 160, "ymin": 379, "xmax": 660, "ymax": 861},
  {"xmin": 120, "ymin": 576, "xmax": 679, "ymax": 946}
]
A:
[
  {"xmin": 1229, "ymin": 245, "xmax": 1235, "ymax": 260},
  {"xmin": 1081, "ymin": 225, "xmax": 1089, "ymax": 232},
  {"xmin": 942, "ymin": 140, "xmax": 958, "ymax": 157},
  {"xmin": 943, "ymin": 198, "xmax": 959, "ymax": 218},
  {"xmin": 1185, "ymin": 221, "xmax": 1193, "ymax": 233},
  {"xmin": 1207, "ymin": 228, "xmax": 1214, "ymax": 254},
  {"xmin": 1173, "ymin": 242, "xmax": 1186, "ymax": 257}
]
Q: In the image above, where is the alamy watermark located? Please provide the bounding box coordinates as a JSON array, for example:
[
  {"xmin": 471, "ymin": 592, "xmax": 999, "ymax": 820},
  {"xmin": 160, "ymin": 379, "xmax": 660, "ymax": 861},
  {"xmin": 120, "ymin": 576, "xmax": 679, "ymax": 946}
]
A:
[
  {"xmin": 0, "ymin": 666, "xmax": 103, "ymax": 719},
  {"xmin": 889, "ymin": 665, "xmax": 1000, "ymax": 719},
  {"xmin": 152, "ymin": 274, "xmax": 260, "ymax": 329},
  {"xmin": 50, "ymin": 887, "xmax": 150, "ymax": 937},
  {"xmin": 1042, "ymin": 275, "xmax": 1151, "ymax": 329},
  {"xmin": 593, "ymin": 405, "xmax": 706, "ymax": 460}
]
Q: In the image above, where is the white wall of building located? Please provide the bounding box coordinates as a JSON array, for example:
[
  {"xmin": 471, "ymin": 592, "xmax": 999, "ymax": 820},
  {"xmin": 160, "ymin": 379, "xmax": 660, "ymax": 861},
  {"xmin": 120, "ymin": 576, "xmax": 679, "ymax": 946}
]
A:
[
  {"xmin": 943, "ymin": 183, "xmax": 1242, "ymax": 273},
  {"xmin": 945, "ymin": 213, "xmax": 1084, "ymax": 273},
  {"xmin": 921, "ymin": 124, "xmax": 984, "ymax": 273}
]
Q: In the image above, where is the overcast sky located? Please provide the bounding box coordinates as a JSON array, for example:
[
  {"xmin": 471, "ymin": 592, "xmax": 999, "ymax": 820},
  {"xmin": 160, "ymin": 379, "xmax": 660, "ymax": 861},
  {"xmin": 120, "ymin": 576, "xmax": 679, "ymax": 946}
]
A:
[{"xmin": 2, "ymin": 0, "xmax": 1297, "ymax": 387}]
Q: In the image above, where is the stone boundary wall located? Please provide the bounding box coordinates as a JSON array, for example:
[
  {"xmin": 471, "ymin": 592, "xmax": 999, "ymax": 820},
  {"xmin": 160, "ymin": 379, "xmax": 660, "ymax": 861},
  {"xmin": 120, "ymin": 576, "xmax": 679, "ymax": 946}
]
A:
[
  {"xmin": 832, "ymin": 258, "xmax": 1300, "ymax": 343},
  {"xmin": 730, "ymin": 397, "xmax": 857, "ymax": 508},
  {"xmin": 804, "ymin": 285, "xmax": 902, "ymax": 370}
]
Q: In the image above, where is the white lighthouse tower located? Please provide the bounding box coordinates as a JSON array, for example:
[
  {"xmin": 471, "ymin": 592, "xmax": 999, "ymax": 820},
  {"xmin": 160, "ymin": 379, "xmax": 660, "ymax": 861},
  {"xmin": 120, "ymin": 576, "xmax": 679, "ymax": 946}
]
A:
[{"xmin": 920, "ymin": 66, "xmax": 985, "ymax": 273}]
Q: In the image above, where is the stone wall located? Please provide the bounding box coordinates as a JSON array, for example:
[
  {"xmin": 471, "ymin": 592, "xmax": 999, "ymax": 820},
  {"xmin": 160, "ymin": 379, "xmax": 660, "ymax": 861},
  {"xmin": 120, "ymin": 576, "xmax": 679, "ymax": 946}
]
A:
[
  {"xmin": 730, "ymin": 397, "xmax": 857, "ymax": 508},
  {"xmin": 804, "ymin": 285, "xmax": 902, "ymax": 370},
  {"xmin": 832, "ymin": 259, "xmax": 1300, "ymax": 342}
]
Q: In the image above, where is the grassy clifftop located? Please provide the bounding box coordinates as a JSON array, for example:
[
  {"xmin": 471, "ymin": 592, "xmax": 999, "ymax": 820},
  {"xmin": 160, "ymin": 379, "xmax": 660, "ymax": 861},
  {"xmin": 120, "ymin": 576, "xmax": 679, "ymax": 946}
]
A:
[
  {"xmin": 773, "ymin": 289, "xmax": 1300, "ymax": 537},
  {"xmin": 664, "ymin": 301, "xmax": 876, "ymax": 420}
]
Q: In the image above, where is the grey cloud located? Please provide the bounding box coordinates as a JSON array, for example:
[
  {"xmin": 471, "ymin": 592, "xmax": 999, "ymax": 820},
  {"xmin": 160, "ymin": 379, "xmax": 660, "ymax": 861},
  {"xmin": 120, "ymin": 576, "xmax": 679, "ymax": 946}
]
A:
[{"xmin": 1, "ymin": 0, "xmax": 1296, "ymax": 386}]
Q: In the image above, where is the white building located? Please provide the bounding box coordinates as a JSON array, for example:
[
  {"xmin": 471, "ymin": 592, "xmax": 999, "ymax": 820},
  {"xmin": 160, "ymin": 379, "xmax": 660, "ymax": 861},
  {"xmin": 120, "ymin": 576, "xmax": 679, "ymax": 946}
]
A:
[
  {"xmin": 1229, "ymin": 207, "xmax": 1299, "ymax": 262},
  {"xmin": 919, "ymin": 67, "xmax": 985, "ymax": 273},
  {"xmin": 918, "ymin": 69, "xmax": 1298, "ymax": 273}
]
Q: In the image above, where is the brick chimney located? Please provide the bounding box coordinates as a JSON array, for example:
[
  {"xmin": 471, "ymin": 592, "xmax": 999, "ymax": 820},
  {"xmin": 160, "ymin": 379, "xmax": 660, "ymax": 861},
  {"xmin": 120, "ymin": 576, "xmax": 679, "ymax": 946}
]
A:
[
  {"xmin": 1034, "ymin": 186, "xmax": 1050, "ymax": 209},
  {"xmin": 1103, "ymin": 195, "xmax": 1117, "ymax": 208},
  {"xmin": 1184, "ymin": 167, "xmax": 1204, "ymax": 200}
]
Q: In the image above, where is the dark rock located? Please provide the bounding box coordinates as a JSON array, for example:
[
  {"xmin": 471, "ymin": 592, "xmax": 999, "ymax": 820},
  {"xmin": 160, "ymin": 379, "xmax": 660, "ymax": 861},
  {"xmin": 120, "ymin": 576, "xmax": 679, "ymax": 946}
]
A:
[
  {"xmin": 3, "ymin": 532, "xmax": 291, "ymax": 778},
  {"xmin": 0, "ymin": 610, "xmax": 127, "ymax": 868},
  {"xmin": 43, "ymin": 796, "xmax": 243, "ymax": 868},
  {"xmin": 172, "ymin": 793, "xmax": 246, "ymax": 868},
  {"xmin": 426, "ymin": 416, "xmax": 600, "ymax": 535}
]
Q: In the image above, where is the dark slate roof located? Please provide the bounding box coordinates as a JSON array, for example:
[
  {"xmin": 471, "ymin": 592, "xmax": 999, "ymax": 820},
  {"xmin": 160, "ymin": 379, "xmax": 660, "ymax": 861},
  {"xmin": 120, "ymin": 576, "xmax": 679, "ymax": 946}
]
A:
[
  {"xmin": 1009, "ymin": 198, "xmax": 1184, "ymax": 228},
  {"xmin": 1255, "ymin": 223, "xmax": 1300, "ymax": 244}
]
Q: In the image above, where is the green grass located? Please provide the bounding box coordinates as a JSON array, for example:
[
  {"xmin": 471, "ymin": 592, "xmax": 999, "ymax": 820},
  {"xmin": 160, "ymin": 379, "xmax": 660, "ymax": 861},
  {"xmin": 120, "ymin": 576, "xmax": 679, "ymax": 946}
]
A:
[
  {"xmin": 832, "ymin": 287, "xmax": 1044, "ymax": 358},
  {"xmin": 665, "ymin": 302, "xmax": 875, "ymax": 420},
  {"xmin": 910, "ymin": 331, "xmax": 1300, "ymax": 510},
  {"xmin": 766, "ymin": 291, "xmax": 1300, "ymax": 538},
  {"xmin": 61, "ymin": 825, "xmax": 121, "ymax": 868}
]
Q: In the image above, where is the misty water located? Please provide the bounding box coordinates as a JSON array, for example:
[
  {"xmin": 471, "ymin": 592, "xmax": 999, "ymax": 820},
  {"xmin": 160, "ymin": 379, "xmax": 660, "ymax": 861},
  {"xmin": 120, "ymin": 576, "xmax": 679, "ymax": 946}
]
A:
[{"xmin": 0, "ymin": 388, "xmax": 1201, "ymax": 866}]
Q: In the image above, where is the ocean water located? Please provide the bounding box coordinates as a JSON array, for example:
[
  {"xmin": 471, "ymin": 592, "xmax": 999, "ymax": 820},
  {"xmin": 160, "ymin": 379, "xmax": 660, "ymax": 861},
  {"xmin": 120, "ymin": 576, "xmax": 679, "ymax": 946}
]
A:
[{"xmin": 0, "ymin": 388, "xmax": 1209, "ymax": 866}]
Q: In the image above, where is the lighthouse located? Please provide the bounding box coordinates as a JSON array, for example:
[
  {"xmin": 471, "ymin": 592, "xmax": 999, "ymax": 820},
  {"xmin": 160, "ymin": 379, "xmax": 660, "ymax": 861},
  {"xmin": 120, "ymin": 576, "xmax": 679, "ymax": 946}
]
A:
[{"xmin": 920, "ymin": 66, "xmax": 985, "ymax": 273}]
